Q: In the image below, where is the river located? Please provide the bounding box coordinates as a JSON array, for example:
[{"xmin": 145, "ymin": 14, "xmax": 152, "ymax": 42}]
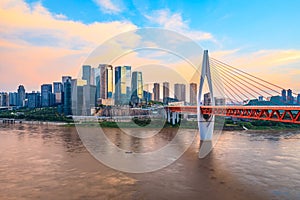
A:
[{"xmin": 0, "ymin": 123, "xmax": 299, "ymax": 200}]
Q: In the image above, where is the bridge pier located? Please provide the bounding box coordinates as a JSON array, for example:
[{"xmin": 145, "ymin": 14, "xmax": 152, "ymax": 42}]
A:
[
  {"xmin": 167, "ymin": 110, "xmax": 171, "ymax": 123},
  {"xmin": 172, "ymin": 112, "xmax": 176, "ymax": 125},
  {"xmin": 176, "ymin": 113, "xmax": 180, "ymax": 124},
  {"xmin": 199, "ymin": 117, "xmax": 214, "ymax": 140},
  {"xmin": 198, "ymin": 50, "xmax": 215, "ymax": 142}
]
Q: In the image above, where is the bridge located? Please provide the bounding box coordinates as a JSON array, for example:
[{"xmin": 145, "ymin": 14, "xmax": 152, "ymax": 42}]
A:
[{"xmin": 165, "ymin": 50, "xmax": 300, "ymax": 141}]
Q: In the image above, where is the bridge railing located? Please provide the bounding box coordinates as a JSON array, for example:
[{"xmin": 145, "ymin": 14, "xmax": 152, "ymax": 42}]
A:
[{"xmin": 166, "ymin": 105, "xmax": 300, "ymax": 124}]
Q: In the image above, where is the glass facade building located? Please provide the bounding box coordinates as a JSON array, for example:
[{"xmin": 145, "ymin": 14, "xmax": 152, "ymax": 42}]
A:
[{"xmin": 115, "ymin": 66, "xmax": 131, "ymax": 105}]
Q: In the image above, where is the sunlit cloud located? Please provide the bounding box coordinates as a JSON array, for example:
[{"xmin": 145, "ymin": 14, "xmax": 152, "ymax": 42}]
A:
[
  {"xmin": 0, "ymin": 0, "xmax": 136, "ymax": 91},
  {"xmin": 144, "ymin": 9, "xmax": 214, "ymax": 42},
  {"xmin": 93, "ymin": 0, "xmax": 123, "ymax": 14}
]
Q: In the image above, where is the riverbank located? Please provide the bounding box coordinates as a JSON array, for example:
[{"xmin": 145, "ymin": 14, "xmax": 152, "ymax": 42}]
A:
[
  {"xmin": 0, "ymin": 118, "xmax": 70, "ymax": 126},
  {"xmin": 2, "ymin": 118, "xmax": 300, "ymax": 132}
]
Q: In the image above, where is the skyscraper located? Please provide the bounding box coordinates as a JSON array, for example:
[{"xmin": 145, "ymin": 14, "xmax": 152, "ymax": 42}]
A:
[
  {"xmin": 62, "ymin": 76, "xmax": 72, "ymax": 85},
  {"xmin": 190, "ymin": 83, "xmax": 197, "ymax": 105},
  {"xmin": 53, "ymin": 82, "xmax": 63, "ymax": 93},
  {"xmin": 82, "ymin": 65, "xmax": 91, "ymax": 85},
  {"xmin": 27, "ymin": 92, "xmax": 40, "ymax": 108},
  {"xmin": 9, "ymin": 92, "xmax": 18, "ymax": 106},
  {"xmin": 71, "ymin": 79, "xmax": 78, "ymax": 115},
  {"xmin": 83, "ymin": 85, "xmax": 96, "ymax": 115},
  {"xmin": 0, "ymin": 92, "xmax": 9, "ymax": 107},
  {"xmin": 174, "ymin": 83, "xmax": 186, "ymax": 102},
  {"xmin": 204, "ymin": 92, "xmax": 211, "ymax": 105},
  {"xmin": 143, "ymin": 91, "xmax": 152, "ymax": 103},
  {"xmin": 41, "ymin": 84, "xmax": 52, "ymax": 107},
  {"xmin": 53, "ymin": 82, "xmax": 63, "ymax": 105},
  {"xmin": 63, "ymin": 78, "xmax": 72, "ymax": 115},
  {"xmin": 153, "ymin": 83, "xmax": 160, "ymax": 101},
  {"xmin": 163, "ymin": 82, "xmax": 170, "ymax": 100},
  {"xmin": 115, "ymin": 66, "xmax": 131, "ymax": 105},
  {"xmin": 287, "ymin": 89, "xmax": 293, "ymax": 104},
  {"xmin": 17, "ymin": 85, "xmax": 26, "ymax": 107},
  {"xmin": 71, "ymin": 79, "xmax": 85, "ymax": 115},
  {"xmin": 99, "ymin": 64, "xmax": 113, "ymax": 100},
  {"xmin": 297, "ymin": 94, "xmax": 300, "ymax": 105},
  {"xmin": 281, "ymin": 89, "xmax": 287, "ymax": 102},
  {"xmin": 90, "ymin": 68, "xmax": 95, "ymax": 86},
  {"xmin": 131, "ymin": 71, "xmax": 143, "ymax": 103}
]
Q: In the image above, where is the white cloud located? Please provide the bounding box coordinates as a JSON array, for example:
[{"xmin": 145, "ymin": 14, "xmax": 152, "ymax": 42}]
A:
[
  {"xmin": 145, "ymin": 9, "xmax": 214, "ymax": 41},
  {"xmin": 0, "ymin": 0, "xmax": 136, "ymax": 91},
  {"xmin": 93, "ymin": 0, "xmax": 122, "ymax": 14}
]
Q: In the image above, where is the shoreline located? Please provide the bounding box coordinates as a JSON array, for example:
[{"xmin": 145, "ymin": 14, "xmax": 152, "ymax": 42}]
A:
[
  {"xmin": 0, "ymin": 118, "xmax": 69, "ymax": 126},
  {"xmin": 1, "ymin": 118, "xmax": 300, "ymax": 132}
]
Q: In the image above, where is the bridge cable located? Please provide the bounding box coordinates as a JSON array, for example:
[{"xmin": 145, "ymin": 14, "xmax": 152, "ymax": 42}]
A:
[
  {"xmin": 210, "ymin": 69, "xmax": 239, "ymax": 104},
  {"xmin": 210, "ymin": 61, "xmax": 270, "ymax": 99},
  {"xmin": 210, "ymin": 62, "xmax": 262, "ymax": 100},
  {"xmin": 210, "ymin": 58, "xmax": 283, "ymax": 95},
  {"xmin": 210, "ymin": 66, "xmax": 247, "ymax": 102}
]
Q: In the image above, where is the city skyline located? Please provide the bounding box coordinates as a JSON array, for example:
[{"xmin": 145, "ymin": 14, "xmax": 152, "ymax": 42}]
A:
[
  {"xmin": 2, "ymin": 62, "xmax": 300, "ymax": 109},
  {"xmin": 1, "ymin": 0, "xmax": 300, "ymax": 92}
]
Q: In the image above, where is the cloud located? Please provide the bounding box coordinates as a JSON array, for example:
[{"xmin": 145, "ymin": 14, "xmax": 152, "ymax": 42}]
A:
[
  {"xmin": 93, "ymin": 0, "xmax": 122, "ymax": 14},
  {"xmin": 144, "ymin": 9, "xmax": 214, "ymax": 41},
  {"xmin": 0, "ymin": 0, "xmax": 135, "ymax": 50},
  {"xmin": 0, "ymin": 0, "xmax": 136, "ymax": 91},
  {"xmin": 212, "ymin": 49, "xmax": 300, "ymax": 70}
]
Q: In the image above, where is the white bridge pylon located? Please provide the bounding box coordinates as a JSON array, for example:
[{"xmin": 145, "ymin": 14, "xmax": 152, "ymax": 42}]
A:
[{"xmin": 197, "ymin": 50, "xmax": 215, "ymax": 141}]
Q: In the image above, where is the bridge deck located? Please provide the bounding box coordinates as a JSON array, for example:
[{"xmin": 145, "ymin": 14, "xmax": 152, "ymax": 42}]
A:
[{"xmin": 166, "ymin": 106, "xmax": 300, "ymax": 124}]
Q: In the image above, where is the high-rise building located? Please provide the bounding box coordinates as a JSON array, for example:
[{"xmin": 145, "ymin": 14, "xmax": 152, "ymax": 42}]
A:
[
  {"xmin": 83, "ymin": 85, "xmax": 96, "ymax": 115},
  {"xmin": 143, "ymin": 91, "xmax": 152, "ymax": 103},
  {"xmin": 63, "ymin": 78, "xmax": 72, "ymax": 115},
  {"xmin": 41, "ymin": 84, "xmax": 52, "ymax": 107},
  {"xmin": 99, "ymin": 64, "xmax": 113, "ymax": 100},
  {"xmin": 9, "ymin": 92, "xmax": 18, "ymax": 106},
  {"xmin": 204, "ymin": 92, "xmax": 211, "ymax": 105},
  {"xmin": 163, "ymin": 82, "xmax": 170, "ymax": 100},
  {"xmin": 90, "ymin": 67, "xmax": 95, "ymax": 86},
  {"xmin": 131, "ymin": 71, "xmax": 143, "ymax": 103},
  {"xmin": 174, "ymin": 83, "xmax": 186, "ymax": 102},
  {"xmin": 297, "ymin": 94, "xmax": 300, "ymax": 105},
  {"xmin": 17, "ymin": 85, "xmax": 26, "ymax": 107},
  {"xmin": 71, "ymin": 79, "xmax": 78, "ymax": 115},
  {"xmin": 72, "ymin": 79, "xmax": 88, "ymax": 115},
  {"xmin": 82, "ymin": 65, "xmax": 91, "ymax": 85},
  {"xmin": 115, "ymin": 66, "xmax": 131, "ymax": 105},
  {"xmin": 53, "ymin": 82, "xmax": 63, "ymax": 93},
  {"xmin": 0, "ymin": 92, "xmax": 9, "ymax": 107},
  {"xmin": 281, "ymin": 89, "xmax": 287, "ymax": 102},
  {"xmin": 153, "ymin": 83, "xmax": 160, "ymax": 101},
  {"xmin": 62, "ymin": 76, "xmax": 72, "ymax": 94},
  {"xmin": 190, "ymin": 83, "xmax": 197, "ymax": 105},
  {"xmin": 53, "ymin": 82, "xmax": 63, "ymax": 105},
  {"xmin": 75, "ymin": 86, "xmax": 84, "ymax": 115},
  {"xmin": 62, "ymin": 76, "xmax": 72, "ymax": 84},
  {"xmin": 27, "ymin": 92, "xmax": 40, "ymax": 108},
  {"xmin": 215, "ymin": 97, "xmax": 225, "ymax": 106},
  {"xmin": 287, "ymin": 89, "xmax": 293, "ymax": 104}
]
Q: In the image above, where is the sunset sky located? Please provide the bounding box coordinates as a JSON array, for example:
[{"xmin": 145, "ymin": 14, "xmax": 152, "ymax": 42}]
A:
[{"xmin": 1, "ymin": 0, "xmax": 300, "ymax": 93}]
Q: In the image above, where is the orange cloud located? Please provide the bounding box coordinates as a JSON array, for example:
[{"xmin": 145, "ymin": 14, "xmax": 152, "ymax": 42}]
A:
[{"xmin": 0, "ymin": 0, "xmax": 136, "ymax": 91}]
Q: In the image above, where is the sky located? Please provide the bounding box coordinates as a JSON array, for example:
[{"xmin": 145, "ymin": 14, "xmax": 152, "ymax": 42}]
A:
[{"xmin": 1, "ymin": 0, "xmax": 300, "ymax": 93}]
